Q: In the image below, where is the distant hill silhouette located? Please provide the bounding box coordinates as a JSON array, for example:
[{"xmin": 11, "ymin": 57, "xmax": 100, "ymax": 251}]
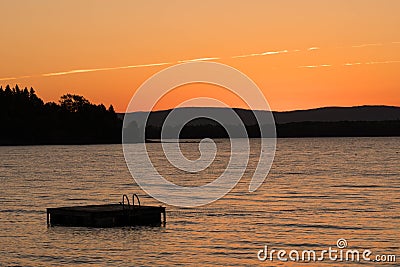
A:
[
  {"xmin": 121, "ymin": 105, "xmax": 400, "ymax": 127},
  {"xmin": 273, "ymin": 105, "xmax": 400, "ymax": 123},
  {"xmin": 122, "ymin": 106, "xmax": 400, "ymax": 140}
]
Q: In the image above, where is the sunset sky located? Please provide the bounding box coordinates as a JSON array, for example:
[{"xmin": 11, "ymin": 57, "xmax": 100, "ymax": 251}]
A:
[{"xmin": 1, "ymin": 0, "xmax": 399, "ymax": 112}]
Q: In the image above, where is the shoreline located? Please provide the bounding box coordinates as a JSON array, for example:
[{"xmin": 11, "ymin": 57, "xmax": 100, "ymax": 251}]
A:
[{"xmin": 1, "ymin": 135, "xmax": 399, "ymax": 147}]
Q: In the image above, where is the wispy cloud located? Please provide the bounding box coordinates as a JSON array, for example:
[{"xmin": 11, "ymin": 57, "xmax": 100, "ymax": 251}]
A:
[
  {"xmin": 177, "ymin": 57, "xmax": 220, "ymax": 63},
  {"xmin": 43, "ymin": 62, "xmax": 173, "ymax": 77},
  {"xmin": 298, "ymin": 64, "xmax": 331, "ymax": 68},
  {"xmin": 352, "ymin": 43, "xmax": 383, "ymax": 48},
  {"xmin": 0, "ymin": 62, "xmax": 174, "ymax": 81},
  {"xmin": 261, "ymin": 50, "xmax": 289, "ymax": 55},
  {"xmin": 0, "ymin": 75, "xmax": 35, "ymax": 82},
  {"xmin": 230, "ymin": 54, "xmax": 255, "ymax": 59},
  {"xmin": 1, "ymin": 42, "xmax": 399, "ymax": 81},
  {"xmin": 344, "ymin": 62, "xmax": 362, "ymax": 66},
  {"xmin": 300, "ymin": 61, "xmax": 400, "ymax": 69},
  {"xmin": 298, "ymin": 65, "xmax": 318, "ymax": 68},
  {"xmin": 231, "ymin": 50, "xmax": 289, "ymax": 59},
  {"xmin": 344, "ymin": 60, "xmax": 400, "ymax": 66},
  {"xmin": 0, "ymin": 77, "xmax": 17, "ymax": 81},
  {"xmin": 365, "ymin": 60, "xmax": 400, "ymax": 65}
]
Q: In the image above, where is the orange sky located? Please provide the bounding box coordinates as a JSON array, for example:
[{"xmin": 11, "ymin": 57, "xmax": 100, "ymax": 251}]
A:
[{"xmin": 1, "ymin": 0, "xmax": 399, "ymax": 112}]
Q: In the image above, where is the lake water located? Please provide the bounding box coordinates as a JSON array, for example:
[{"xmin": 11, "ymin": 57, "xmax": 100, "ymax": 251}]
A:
[{"xmin": 0, "ymin": 138, "xmax": 399, "ymax": 266}]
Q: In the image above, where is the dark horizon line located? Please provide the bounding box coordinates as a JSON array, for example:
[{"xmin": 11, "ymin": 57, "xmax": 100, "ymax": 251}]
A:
[{"xmin": 121, "ymin": 104, "xmax": 400, "ymax": 115}]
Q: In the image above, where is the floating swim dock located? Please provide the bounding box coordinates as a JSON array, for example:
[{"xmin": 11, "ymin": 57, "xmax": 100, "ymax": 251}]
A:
[{"xmin": 47, "ymin": 194, "xmax": 166, "ymax": 227}]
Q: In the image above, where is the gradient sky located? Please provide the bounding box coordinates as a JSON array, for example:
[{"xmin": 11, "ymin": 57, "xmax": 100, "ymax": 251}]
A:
[{"xmin": 1, "ymin": 0, "xmax": 399, "ymax": 112}]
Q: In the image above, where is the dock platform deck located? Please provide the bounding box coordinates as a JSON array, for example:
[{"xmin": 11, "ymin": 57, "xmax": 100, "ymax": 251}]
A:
[{"xmin": 47, "ymin": 195, "xmax": 166, "ymax": 227}]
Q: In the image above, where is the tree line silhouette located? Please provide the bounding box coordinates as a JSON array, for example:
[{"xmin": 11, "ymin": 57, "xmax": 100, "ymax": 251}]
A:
[
  {"xmin": 1, "ymin": 84, "xmax": 399, "ymax": 145},
  {"xmin": 0, "ymin": 85, "xmax": 121, "ymax": 145}
]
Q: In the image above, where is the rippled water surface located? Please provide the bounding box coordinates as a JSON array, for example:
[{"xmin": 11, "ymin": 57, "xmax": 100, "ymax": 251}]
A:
[{"xmin": 0, "ymin": 138, "xmax": 399, "ymax": 266}]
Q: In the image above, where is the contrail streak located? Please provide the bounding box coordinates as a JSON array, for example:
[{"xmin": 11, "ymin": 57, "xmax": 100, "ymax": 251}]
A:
[
  {"xmin": 0, "ymin": 62, "xmax": 175, "ymax": 81},
  {"xmin": 298, "ymin": 64, "xmax": 331, "ymax": 68},
  {"xmin": 344, "ymin": 60, "xmax": 400, "ymax": 66},
  {"xmin": 43, "ymin": 62, "xmax": 173, "ymax": 77},
  {"xmin": 231, "ymin": 49, "xmax": 289, "ymax": 58},
  {"xmin": 0, "ymin": 42, "xmax": 399, "ymax": 81},
  {"xmin": 0, "ymin": 77, "xmax": 17, "ymax": 81},
  {"xmin": 344, "ymin": 62, "xmax": 362, "ymax": 66},
  {"xmin": 365, "ymin": 60, "xmax": 400, "ymax": 65},
  {"xmin": 352, "ymin": 43, "xmax": 383, "ymax": 48},
  {"xmin": 0, "ymin": 75, "xmax": 35, "ymax": 81},
  {"xmin": 177, "ymin": 57, "xmax": 220, "ymax": 63},
  {"xmin": 298, "ymin": 61, "xmax": 400, "ymax": 69}
]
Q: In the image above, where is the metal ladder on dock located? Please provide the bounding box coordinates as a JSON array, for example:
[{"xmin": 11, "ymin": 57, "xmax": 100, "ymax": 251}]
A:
[
  {"xmin": 120, "ymin": 194, "xmax": 166, "ymax": 226},
  {"xmin": 121, "ymin": 193, "xmax": 141, "ymax": 209}
]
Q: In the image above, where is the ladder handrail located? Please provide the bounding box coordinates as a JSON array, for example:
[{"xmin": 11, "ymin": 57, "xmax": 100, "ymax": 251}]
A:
[
  {"xmin": 132, "ymin": 193, "xmax": 141, "ymax": 207},
  {"xmin": 122, "ymin": 194, "xmax": 130, "ymax": 210}
]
